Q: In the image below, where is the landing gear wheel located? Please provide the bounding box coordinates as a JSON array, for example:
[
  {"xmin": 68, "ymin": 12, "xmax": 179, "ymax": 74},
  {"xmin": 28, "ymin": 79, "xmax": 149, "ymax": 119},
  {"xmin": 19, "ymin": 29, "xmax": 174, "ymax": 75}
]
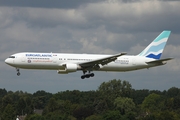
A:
[
  {"xmin": 85, "ymin": 74, "xmax": 90, "ymax": 78},
  {"xmin": 16, "ymin": 68, "xmax": 20, "ymax": 76},
  {"xmin": 81, "ymin": 75, "xmax": 85, "ymax": 79},
  {"xmin": 17, "ymin": 72, "xmax": 20, "ymax": 76},
  {"xmin": 81, "ymin": 71, "xmax": 95, "ymax": 79},
  {"xmin": 90, "ymin": 73, "xmax": 94, "ymax": 77}
]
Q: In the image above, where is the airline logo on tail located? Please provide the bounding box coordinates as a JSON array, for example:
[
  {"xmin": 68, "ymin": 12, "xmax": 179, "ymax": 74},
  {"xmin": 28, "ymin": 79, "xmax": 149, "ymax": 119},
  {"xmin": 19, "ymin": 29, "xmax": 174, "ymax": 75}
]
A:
[{"xmin": 138, "ymin": 31, "xmax": 171, "ymax": 59}]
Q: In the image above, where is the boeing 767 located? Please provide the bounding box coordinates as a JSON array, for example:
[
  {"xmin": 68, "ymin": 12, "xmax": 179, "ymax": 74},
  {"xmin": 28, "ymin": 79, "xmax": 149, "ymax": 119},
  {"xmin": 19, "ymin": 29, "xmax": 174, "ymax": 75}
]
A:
[{"xmin": 5, "ymin": 31, "xmax": 173, "ymax": 79}]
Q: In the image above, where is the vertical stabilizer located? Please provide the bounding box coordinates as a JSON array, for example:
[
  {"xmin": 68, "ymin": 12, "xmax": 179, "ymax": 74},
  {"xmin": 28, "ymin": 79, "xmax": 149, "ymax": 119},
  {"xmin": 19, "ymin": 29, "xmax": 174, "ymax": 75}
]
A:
[{"xmin": 138, "ymin": 31, "xmax": 171, "ymax": 59}]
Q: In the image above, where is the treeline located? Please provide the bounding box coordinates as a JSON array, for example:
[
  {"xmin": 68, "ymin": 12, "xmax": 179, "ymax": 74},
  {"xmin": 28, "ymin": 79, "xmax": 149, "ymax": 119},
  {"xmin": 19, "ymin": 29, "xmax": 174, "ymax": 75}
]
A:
[{"xmin": 0, "ymin": 79, "xmax": 180, "ymax": 120}]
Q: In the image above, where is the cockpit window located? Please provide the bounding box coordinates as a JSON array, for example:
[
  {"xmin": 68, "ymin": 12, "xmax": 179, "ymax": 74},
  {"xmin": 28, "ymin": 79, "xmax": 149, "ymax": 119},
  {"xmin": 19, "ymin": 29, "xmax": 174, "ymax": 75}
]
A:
[{"xmin": 9, "ymin": 56, "xmax": 15, "ymax": 58}]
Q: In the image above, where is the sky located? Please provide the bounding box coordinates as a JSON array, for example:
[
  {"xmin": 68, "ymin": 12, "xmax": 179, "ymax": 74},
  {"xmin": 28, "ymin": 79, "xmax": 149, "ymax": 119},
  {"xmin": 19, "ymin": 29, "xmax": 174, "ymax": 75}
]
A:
[{"xmin": 0, "ymin": 0, "xmax": 180, "ymax": 93}]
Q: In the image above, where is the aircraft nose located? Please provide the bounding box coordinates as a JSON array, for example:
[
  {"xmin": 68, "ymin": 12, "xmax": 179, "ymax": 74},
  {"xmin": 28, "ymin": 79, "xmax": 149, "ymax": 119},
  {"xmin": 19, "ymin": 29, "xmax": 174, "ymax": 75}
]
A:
[
  {"xmin": 5, "ymin": 58, "xmax": 8, "ymax": 64},
  {"xmin": 5, "ymin": 58, "xmax": 12, "ymax": 65}
]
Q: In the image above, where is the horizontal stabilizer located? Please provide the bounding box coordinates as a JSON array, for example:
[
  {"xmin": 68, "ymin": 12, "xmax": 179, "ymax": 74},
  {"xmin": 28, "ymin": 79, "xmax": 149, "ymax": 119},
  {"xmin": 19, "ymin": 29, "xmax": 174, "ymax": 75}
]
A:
[{"xmin": 146, "ymin": 58, "xmax": 173, "ymax": 64}]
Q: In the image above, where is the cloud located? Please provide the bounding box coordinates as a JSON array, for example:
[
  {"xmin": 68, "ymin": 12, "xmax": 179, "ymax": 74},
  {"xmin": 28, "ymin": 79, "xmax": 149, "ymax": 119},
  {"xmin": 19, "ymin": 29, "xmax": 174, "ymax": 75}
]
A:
[
  {"xmin": 0, "ymin": 0, "xmax": 104, "ymax": 9},
  {"xmin": 79, "ymin": 1, "xmax": 180, "ymax": 33}
]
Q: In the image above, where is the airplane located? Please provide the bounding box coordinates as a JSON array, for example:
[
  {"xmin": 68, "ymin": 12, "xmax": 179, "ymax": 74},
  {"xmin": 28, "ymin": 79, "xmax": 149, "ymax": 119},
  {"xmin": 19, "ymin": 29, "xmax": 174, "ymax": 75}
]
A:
[{"xmin": 5, "ymin": 30, "xmax": 173, "ymax": 79}]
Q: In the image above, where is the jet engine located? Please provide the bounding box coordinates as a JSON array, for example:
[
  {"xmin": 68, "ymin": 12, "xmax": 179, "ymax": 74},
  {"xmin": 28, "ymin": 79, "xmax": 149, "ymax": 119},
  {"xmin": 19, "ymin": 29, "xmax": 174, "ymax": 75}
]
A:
[{"xmin": 57, "ymin": 63, "xmax": 80, "ymax": 74}]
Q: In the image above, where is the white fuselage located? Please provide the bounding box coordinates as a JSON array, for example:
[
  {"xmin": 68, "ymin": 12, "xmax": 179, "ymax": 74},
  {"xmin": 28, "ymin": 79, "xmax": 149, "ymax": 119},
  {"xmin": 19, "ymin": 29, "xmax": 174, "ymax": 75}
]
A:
[
  {"xmin": 5, "ymin": 52, "xmax": 162, "ymax": 72},
  {"xmin": 4, "ymin": 31, "xmax": 172, "ymax": 78}
]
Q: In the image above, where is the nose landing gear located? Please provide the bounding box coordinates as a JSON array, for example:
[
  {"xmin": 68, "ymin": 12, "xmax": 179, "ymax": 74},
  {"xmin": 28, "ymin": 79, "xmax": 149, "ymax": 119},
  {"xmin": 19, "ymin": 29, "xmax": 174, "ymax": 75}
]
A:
[{"xmin": 16, "ymin": 68, "xmax": 20, "ymax": 76}]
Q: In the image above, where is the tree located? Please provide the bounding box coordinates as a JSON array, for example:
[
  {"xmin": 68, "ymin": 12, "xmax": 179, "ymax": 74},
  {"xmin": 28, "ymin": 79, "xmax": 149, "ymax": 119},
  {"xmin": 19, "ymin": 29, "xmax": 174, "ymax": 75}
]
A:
[
  {"xmin": 93, "ymin": 99, "xmax": 109, "ymax": 114},
  {"xmin": 141, "ymin": 93, "xmax": 162, "ymax": 112},
  {"xmin": 44, "ymin": 112, "xmax": 72, "ymax": 120},
  {"xmin": 47, "ymin": 98, "xmax": 58, "ymax": 112},
  {"xmin": 130, "ymin": 89, "xmax": 150, "ymax": 104},
  {"xmin": 33, "ymin": 90, "xmax": 52, "ymax": 109},
  {"xmin": 97, "ymin": 79, "xmax": 133, "ymax": 111},
  {"xmin": 114, "ymin": 97, "xmax": 135, "ymax": 115},
  {"xmin": 73, "ymin": 106, "xmax": 93, "ymax": 120},
  {"xmin": 166, "ymin": 87, "xmax": 180, "ymax": 98},
  {"xmin": 155, "ymin": 111, "xmax": 174, "ymax": 120},
  {"xmin": 123, "ymin": 111, "xmax": 136, "ymax": 120},
  {"xmin": 85, "ymin": 115, "xmax": 103, "ymax": 120},
  {"xmin": 27, "ymin": 114, "xmax": 45, "ymax": 120},
  {"xmin": 2, "ymin": 94, "xmax": 14, "ymax": 111},
  {"xmin": 0, "ymin": 88, "xmax": 7, "ymax": 98},
  {"xmin": 98, "ymin": 79, "xmax": 132, "ymax": 99},
  {"xmin": 103, "ymin": 110, "xmax": 122, "ymax": 120},
  {"xmin": 172, "ymin": 96, "xmax": 180, "ymax": 110},
  {"xmin": 24, "ymin": 96, "xmax": 34, "ymax": 114},
  {"xmin": 1, "ymin": 104, "xmax": 16, "ymax": 120},
  {"xmin": 16, "ymin": 97, "xmax": 26, "ymax": 115},
  {"xmin": 32, "ymin": 96, "xmax": 47, "ymax": 109}
]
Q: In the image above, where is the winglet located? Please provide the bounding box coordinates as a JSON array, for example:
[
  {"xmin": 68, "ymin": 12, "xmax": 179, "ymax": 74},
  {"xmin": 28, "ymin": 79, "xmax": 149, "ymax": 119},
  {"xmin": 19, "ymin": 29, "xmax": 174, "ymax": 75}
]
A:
[{"xmin": 138, "ymin": 31, "xmax": 171, "ymax": 59}]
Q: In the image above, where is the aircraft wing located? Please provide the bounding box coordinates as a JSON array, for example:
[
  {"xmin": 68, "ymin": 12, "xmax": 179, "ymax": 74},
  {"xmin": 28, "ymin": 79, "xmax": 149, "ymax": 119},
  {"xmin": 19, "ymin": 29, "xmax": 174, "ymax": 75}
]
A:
[
  {"xmin": 79, "ymin": 52, "xmax": 127, "ymax": 70},
  {"xmin": 146, "ymin": 58, "xmax": 174, "ymax": 64}
]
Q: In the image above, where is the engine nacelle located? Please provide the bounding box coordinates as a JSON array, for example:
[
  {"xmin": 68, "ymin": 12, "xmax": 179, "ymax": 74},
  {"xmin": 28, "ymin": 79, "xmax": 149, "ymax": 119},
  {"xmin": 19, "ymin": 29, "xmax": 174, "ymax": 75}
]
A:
[
  {"xmin": 93, "ymin": 64, "xmax": 103, "ymax": 70},
  {"xmin": 57, "ymin": 63, "xmax": 79, "ymax": 74}
]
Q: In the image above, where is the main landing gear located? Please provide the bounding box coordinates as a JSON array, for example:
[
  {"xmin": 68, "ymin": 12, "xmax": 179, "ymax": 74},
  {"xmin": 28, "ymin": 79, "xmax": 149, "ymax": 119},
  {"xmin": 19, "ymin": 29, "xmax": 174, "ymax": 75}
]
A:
[
  {"xmin": 16, "ymin": 68, "xmax": 20, "ymax": 76},
  {"xmin": 81, "ymin": 71, "xmax": 95, "ymax": 79}
]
